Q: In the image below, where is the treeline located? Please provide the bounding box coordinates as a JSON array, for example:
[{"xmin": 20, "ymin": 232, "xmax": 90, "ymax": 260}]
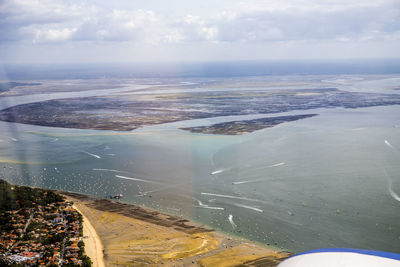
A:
[{"xmin": 0, "ymin": 179, "xmax": 64, "ymax": 211}]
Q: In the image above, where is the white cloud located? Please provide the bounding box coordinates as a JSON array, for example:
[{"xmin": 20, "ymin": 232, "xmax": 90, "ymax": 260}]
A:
[
  {"xmin": 0, "ymin": 0, "xmax": 87, "ymax": 25},
  {"xmin": 1, "ymin": 0, "xmax": 399, "ymax": 44},
  {"xmin": 0, "ymin": 0, "xmax": 399, "ymax": 63},
  {"xmin": 71, "ymin": 9, "xmax": 160, "ymax": 42},
  {"xmin": 33, "ymin": 28, "xmax": 77, "ymax": 43},
  {"xmin": 211, "ymin": 1, "xmax": 400, "ymax": 43},
  {"xmin": 169, "ymin": 15, "xmax": 219, "ymax": 43}
]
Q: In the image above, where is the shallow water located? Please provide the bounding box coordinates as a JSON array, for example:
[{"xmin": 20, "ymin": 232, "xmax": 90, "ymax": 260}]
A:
[{"xmin": 0, "ymin": 75, "xmax": 399, "ymax": 253}]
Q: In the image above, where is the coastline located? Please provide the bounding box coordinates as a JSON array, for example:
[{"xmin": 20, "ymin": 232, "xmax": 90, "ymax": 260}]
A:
[
  {"xmin": 61, "ymin": 191, "xmax": 291, "ymax": 266},
  {"xmin": 72, "ymin": 204, "xmax": 105, "ymax": 267}
]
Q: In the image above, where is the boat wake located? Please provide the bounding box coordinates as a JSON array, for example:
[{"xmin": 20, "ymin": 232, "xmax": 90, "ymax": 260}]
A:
[
  {"xmin": 239, "ymin": 162, "xmax": 286, "ymax": 174},
  {"xmin": 384, "ymin": 140, "xmax": 395, "ymax": 149},
  {"xmin": 382, "ymin": 167, "xmax": 400, "ymax": 203},
  {"xmin": 389, "ymin": 183, "xmax": 400, "ymax": 202},
  {"xmin": 228, "ymin": 214, "xmax": 237, "ymax": 229},
  {"xmin": 201, "ymin": 192, "xmax": 262, "ymax": 202},
  {"xmin": 269, "ymin": 162, "xmax": 285, "ymax": 167},
  {"xmin": 115, "ymin": 175, "xmax": 160, "ymax": 184},
  {"xmin": 196, "ymin": 199, "xmax": 207, "ymax": 206},
  {"xmin": 194, "ymin": 205, "xmax": 225, "ymax": 210},
  {"xmin": 93, "ymin": 168, "xmax": 129, "ymax": 174},
  {"xmin": 232, "ymin": 203, "xmax": 264, "ymax": 213},
  {"xmin": 232, "ymin": 178, "xmax": 264, "ymax": 185},
  {"xmin": 211, "ymin": 169, "xmax": 226, "ymax": 175},
  {"xmin": 194, "ymin": 199, "xmax": 225, "ymax": 210},
  {"xmin": 232, "ymin": 162, "xmax": 285, "ymax": 185},
  {"xmin": 83, "ymin": 151, "xmax": 101, "ymax": 159}
]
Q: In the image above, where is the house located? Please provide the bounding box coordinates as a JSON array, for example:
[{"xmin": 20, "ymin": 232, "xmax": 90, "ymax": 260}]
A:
[{"xmin": 53, "ymin": 216, "xmax": 63, "ymax": 223}]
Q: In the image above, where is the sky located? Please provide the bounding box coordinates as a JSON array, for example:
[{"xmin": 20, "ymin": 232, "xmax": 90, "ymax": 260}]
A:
[{"xmin": 0, "ymin": 0, "xmax": 399, "ymax": 64}]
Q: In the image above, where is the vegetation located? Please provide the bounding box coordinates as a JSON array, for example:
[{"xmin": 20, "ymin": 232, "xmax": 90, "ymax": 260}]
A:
[{"xmin": 0, "ymin": 179, "xmax": 64, "ymax": 212}]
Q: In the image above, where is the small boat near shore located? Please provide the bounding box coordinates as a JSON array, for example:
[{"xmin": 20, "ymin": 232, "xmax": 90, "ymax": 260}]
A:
[{"xmin": 108, "ymin": 194, "xmax": 123, "ymax": 199}]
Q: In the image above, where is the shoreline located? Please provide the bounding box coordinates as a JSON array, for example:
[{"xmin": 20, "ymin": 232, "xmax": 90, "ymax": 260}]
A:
[
  {"xmin": 72, "ymin": 204, "xmax": 105, "ymax": 267},
  {"xmin": 60, "ymin": 191, "xmax": 291, "ymax": 266}
]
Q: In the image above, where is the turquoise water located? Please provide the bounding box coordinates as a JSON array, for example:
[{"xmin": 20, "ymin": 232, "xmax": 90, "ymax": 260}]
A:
[{"xmin": 0, "ymin": 75, "xmax": 399, "ymax": 253}]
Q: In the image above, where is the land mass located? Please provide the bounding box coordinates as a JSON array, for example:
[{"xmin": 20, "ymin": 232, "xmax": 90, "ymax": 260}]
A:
[
  {"xmin": 180, "ymin": 114, "xmax": 318, "ymax": 135},
  {"xmin": 1, "ymin": 86, "xmax": 400, "ymax": 133},
  {"xmin": 0, "ymin": 82, "xmax": 41, "ymax": 93}
]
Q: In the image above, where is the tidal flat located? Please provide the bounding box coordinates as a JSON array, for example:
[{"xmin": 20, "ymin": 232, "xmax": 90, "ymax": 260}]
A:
[
  {"xmin": 1, "ymin": 83, "xmax": 400, "ymax": 133},
  {"xmin": 63, "ymin": 192, "xmax": 291, "ymax": 266}
]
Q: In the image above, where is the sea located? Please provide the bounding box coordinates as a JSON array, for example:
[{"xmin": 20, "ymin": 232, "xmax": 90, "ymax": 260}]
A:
[{"xmin": 0, "ymin": 60, "xmax": 399, "ymax": 253}]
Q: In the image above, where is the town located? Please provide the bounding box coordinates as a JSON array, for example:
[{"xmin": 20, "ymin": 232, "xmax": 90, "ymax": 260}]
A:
[{"xmin": 0, "ymin": 179, "xmax": 91, "ymax": 266}]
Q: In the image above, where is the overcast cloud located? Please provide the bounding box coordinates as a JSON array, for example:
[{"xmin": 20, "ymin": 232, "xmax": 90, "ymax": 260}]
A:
[{"xmin": 0, "ymin": 0, "xmax": 399, "ymax": 63}]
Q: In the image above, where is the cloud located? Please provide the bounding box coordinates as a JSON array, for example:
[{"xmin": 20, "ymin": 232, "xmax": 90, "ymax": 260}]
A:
[
  {"xmin": 72, "ymin": 9, "xmax": 160, "ymax": 42},
  {"xmin": 169, "ymin": 15, "xmax": 218, "ymax": 43},
  {"xmin": 0, "ymin": 0, "xmax": 399, "ymax": 45},
  {"xmin": 0, "ymin": 0, "xmax": 91, "ymax": 42},
  {"xmin": 0, "ymin": 0, "xmax": 86, "ymax": 25},
  {"xmin": 211, "ymin": 1, "xmax": 400, "ymax": 43}
]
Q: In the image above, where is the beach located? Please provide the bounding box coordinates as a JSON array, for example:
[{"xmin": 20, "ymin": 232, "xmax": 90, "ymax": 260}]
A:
[
  {"xmin": 72, "ymin": 204, "xmax": 105, "ymax": 267},
  {"xmin": 62, "ymin": 192, "xmax": 290, "ymax": 266}
]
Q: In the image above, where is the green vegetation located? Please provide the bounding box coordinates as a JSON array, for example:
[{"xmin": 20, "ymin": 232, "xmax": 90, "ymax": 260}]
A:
[{"xmin": 0, "ymin": 179, "xmax": 64, "ymax": 212}]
